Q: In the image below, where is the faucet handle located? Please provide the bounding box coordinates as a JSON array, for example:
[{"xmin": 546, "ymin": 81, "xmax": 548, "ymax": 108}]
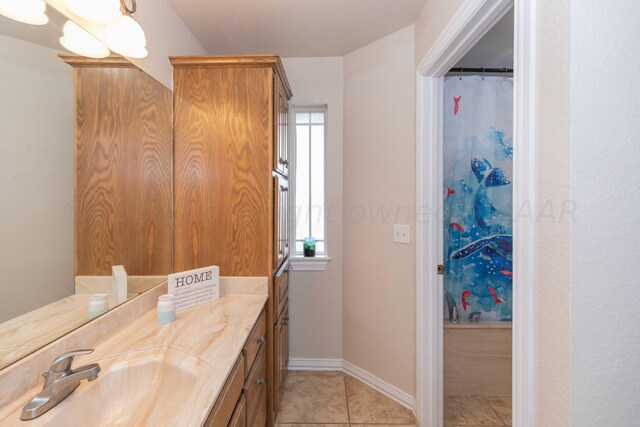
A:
[{"xmin": 49, "ymin": 349, "xmax": 94, "ymax": 374}]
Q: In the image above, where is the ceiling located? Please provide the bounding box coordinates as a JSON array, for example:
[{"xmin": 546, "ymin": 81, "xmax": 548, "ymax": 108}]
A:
[
  {"xmin": 455, "ymin": 9, "xmax": 514, "ymax": 69},
  {"xmin": 166, "ymin": 0, "xmax": 426, "ymax": 57}
]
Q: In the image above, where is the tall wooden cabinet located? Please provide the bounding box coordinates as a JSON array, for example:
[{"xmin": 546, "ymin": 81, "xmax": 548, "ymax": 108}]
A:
[
  {"xmin": 62, "ymin": 56, "xmax": 173, "ymax": 277},
  {"xmin": 171, "ymin": 56, "xmax": 292, "ymax": 426}
]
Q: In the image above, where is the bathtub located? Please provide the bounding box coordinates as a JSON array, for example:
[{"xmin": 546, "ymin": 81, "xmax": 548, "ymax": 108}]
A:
[{"xmin": 444, "ymin": 320, "xmax": 512, "ymax": 396}]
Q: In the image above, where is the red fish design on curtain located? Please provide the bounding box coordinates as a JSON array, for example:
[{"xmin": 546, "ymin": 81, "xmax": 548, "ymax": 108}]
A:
[{"xmin": 453, "ymin": 96, "xmax": 462, "ymax": 115}]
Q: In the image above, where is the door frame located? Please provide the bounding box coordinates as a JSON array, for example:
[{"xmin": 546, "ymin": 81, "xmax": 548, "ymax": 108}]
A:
[{"xmin": 415, "ymin": 1, "xmax": 537, "ymax": 426}]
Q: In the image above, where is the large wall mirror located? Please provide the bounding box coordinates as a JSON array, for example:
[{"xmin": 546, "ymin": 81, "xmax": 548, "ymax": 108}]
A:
[{"xmin": 0, "ymin": 6, "xmax": 172, "ymax": 370}]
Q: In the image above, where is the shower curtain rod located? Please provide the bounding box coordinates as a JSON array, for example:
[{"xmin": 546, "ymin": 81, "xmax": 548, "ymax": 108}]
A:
[{"xmin": 449, "ymin": 67, "xmax": 514, "ymax": 74}]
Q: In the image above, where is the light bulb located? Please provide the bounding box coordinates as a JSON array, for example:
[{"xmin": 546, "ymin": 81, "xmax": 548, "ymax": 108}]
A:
[
  {"xmin": 0, "ymin": 0, "xmax": 48, "ymax": 25},
  {"xmin": 105, "ymin": 15, "xmax": 147, "ymax": 58},
  {"xmin": 63, "ymin": 0, "xmax": 121, "ymax": 24},
  {"xmin": 60, "ymin": 20, "xmax": 110, "ymax": 59}
]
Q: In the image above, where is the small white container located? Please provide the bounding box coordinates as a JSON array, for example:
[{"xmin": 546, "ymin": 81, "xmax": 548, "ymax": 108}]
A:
[
  {"xmin": 157, "ymin": 294, "xmax": 176, "ymax": 324},
  {"xmin": 88, "ymin": 294, "xmax": 109, "ymax": 318}
]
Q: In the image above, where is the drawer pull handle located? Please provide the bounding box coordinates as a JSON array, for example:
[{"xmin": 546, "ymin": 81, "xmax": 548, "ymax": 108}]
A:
[
  {"xmin": 283, "ymin": 316, "xmax": 289, "ymax": 326},
  {"xmin": 279, "ymin": 157, "xmax": 285, "ymax": 165},
  {"xmin": 257, "ymin": 378, "xmax": 266, "ymax": 386},
  {"xmin": 256, "ymin": 336, "xmax": 266, "ymax": 345}
]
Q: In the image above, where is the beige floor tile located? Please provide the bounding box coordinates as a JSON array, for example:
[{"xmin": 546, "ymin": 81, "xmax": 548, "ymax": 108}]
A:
[
  {"xmin": 275, "ymin": 375, "xmax": 349, "ymax": 424},
  {"xmin": 345, "ymin": 376, "xmax": 417, "ymax": 424},
  {"xmin": 444, "ymin": 396, "xmax": 504, "ymax": 426},
  {"xmin": 288, "ymin": 370, "xmax": 344, "ymax": 377},
  {"xmin": 485, "ymin": 396, "xmax": 512, "ymax": 425},
  {"xmin": 278, "ymin": 425, "xmax": 349, "ymax": 427},
  {"xmin": 350, "ymin": 425, "xmax": 417, "ymax": 427}
]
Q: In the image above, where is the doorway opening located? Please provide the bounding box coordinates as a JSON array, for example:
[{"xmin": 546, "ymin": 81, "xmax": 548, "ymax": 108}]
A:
[
  {"xmin": 416, "ymin": 1, "xmax": 536, "ymax": 426},
  {"xmin": 442, "ymin": 9, "xmax": 513, "ymax": 426}
]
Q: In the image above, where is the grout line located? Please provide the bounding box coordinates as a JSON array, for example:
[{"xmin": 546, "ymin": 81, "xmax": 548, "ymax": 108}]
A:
[
  {"xmin": 344, "ymin": 374, "xmax": 352, "ymax": 425},
  {"xmin": 483, "ymin": 396, "xmax": 508, "ymax": 426}
]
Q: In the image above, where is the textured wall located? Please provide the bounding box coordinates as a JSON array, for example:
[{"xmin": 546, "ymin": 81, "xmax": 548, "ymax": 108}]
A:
[
  {"xmin": 125, "ymin": 0, "xmax": 208, "ymax": 88},
  {"xmin": 0, "ymin": 35, "xmax": 74, "ymax": 322},
  {"xmin": 571, "ymin": 0, "xmax": 640, "ymax": 425},
  {"xmin": 415, "ymin": 0, "xmax": 466, "ymax": 63},
  {"xmin": 534, "ymin": 0, "xmax": 572, "ymax": 424},
  {"xmin": 281, "ymin": 57, "xmax": 345, "ymax": 361},
  {"xmin": 343, "ymin": 25, "xmax": 416, "ymax": 395}
]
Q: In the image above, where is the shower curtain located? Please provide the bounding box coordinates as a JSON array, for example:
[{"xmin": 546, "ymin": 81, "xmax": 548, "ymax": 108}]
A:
[{"xmin": 443, "ymin": 76, "xmax": 513, "ymax": 321}]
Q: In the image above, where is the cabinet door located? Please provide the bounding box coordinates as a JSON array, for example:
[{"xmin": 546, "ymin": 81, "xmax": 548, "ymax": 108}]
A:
[
  {"xmin": 273, "ymin": 175, "xmax": 289, "ymax": 272},
  {"xmin": 274, "ymin": 300, "xmax": 289, "ymax": 411},
  {"xmin": 273, "ymin": 263, "xmax": 289, "ymax": 321},
  {"xmin": 274, "ymin": 78, "xmax": 289, "ymax": 177}
]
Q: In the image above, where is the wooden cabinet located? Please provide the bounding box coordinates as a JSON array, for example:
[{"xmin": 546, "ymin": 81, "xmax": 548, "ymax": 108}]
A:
[
  {"xmin": 274, "ymin": 174, "xmax": 290, "ymax": 273},
  {"xmin": 273, "ymin": 263, "xmax": 289, "ymax": 321},
  {"xmin": 274, "ymin": 78, "xmax": 290, "ymax": 177},
  {"xmin": 203, "ymin": 355, "xmax": 245, "ymax": 427},
  {"xmin": 171, "ymin": 56, "xmax": 292, "ymax": 426},
  {"xmin": 62, "ymin": 56, "xmax": 172, "ymax": 277},
  {"xmin": 204, "ymin": 308, "xmax": 268, "ymax": 427},
  {"xmin": 229, "ymin": 395, "xmax": 247, "ymax": 427},
  {"xmin": 274, "ymin": 300, "xmax": 289, "ymax": 412}
]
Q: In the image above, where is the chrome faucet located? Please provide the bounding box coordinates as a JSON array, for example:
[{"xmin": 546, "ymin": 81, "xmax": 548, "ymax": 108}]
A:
[
  {"xmin": 21, "ymin": 349, "xmax": 101, "ymax": 420},
  {"xmin": 445, "ymin": 292, "xmax": 459, "ymax": 323}
]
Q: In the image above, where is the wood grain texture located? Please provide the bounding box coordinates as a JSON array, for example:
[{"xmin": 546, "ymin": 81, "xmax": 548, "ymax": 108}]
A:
[
  {"xmin": 172, "ymin": 56, "xmax": 292, "ymax": 427},
  {"xmin": 444, "ymin": 327, "xmax": 512, "ymax": 396},
  {"xmin": 71, "ymin": 62, "xmax": 172, "ymax": 276},
  {"xmin": 173, "ymin": 66, "xmax": 274, "ymax": 275},
  {"xmin": 204, "ymin": 354, "xmax": 245, "ymax": 427},
  {"xmin": 170, "ymin": 55, "xmax": 292, "ymax": 100}
]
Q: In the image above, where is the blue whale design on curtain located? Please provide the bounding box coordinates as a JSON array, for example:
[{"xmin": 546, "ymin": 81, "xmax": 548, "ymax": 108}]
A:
[{"xmin": 443, "ymin": 76, "xmax": 513, "ymax": 321}]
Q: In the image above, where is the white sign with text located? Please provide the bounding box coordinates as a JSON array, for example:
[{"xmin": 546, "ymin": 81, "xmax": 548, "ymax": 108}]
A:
[{"xmin": 168, "ymin": 266, "xmax": 219, "ymax": 311}]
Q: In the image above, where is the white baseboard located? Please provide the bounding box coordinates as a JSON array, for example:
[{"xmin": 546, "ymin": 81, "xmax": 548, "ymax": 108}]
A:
[
  {"xmin": 288, "ymin": 358, "xmax": 343, "ymax": 371},
  {"xmin": 287, "ymin": 358, "xmax": 416, "ymax": 413}
]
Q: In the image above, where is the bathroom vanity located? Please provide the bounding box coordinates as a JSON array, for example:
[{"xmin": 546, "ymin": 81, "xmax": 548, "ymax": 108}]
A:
[{"xmin": 0, "ymin": 277, "xmax": 269, "ymax": 426}]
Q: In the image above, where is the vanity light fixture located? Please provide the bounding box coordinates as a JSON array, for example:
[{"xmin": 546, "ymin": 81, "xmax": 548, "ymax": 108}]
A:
[
  {"xmin": 105, "ymin": 13, "xmax": 147, "ymax": 58},
  {"xmin": 60, "ymin": 20, "xmax": 110, "ymax": 59},
  {"xmin": 0, "ymin": 0, "xmax": 49, "ymax": 26},
  {"xmin": 63, "ymin": 0, "xmax": 121, "ymax": 24}
]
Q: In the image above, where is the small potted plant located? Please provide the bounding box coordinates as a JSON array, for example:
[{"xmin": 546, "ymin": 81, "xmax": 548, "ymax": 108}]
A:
[{"xmin": 303, "ymin": 237, "xmax": 316, "ymax": 257}]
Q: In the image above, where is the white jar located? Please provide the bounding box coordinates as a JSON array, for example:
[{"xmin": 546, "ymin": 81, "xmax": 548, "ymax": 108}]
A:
[
  {"xmin": 157, "ymin": 294, "xmax": 176, "ymax": 324},
  {"xmin": 88, "ymin": 294, "xmax": 109, "ymax": 318}
]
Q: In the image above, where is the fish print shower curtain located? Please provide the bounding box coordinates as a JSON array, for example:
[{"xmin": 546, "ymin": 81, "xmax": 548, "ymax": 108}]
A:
[{"xmin": 443, "ymin": 76, "xmax": 513, "ymax": 321}]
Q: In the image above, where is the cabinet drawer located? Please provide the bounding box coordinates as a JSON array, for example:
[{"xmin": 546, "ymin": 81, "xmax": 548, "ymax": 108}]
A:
[
  {"xmin": 243, "ymin": 310, "xmax": 266, "ymax": 377},
  {"xmin": 203, "ymin": 354, "xmax": 245, "ymax": 427},
  {"xmin": 250, "ymin": 391, "xmax": 267, "ymax": 427},
  {"xmin": 228, "ymin": 394, "xmax": 247, "ymax": 427},
  {"xmin": 243, "ymin": 345, "xmax": 267, "ymax": 427},
  {"xmin": 273, "ymin": 263, "xmax": 289, "ymax": 322}
]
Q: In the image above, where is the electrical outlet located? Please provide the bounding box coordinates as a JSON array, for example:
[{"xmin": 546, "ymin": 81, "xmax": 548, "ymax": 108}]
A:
[{"xmin": 393, "ymin": 224, "xmax": 411, "ymax": 244}]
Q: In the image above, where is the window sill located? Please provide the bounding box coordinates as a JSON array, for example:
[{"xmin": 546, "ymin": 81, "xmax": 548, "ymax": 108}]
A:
[{"xmin": 289, "ymin": 256, "xmax": 331, "ymax": 271}]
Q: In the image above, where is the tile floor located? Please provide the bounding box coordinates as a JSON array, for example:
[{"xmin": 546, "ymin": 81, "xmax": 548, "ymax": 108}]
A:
[
  {"xmin": 444, "ymin": 395, "xmax": 512, "ymax": 427},
  {"xmin": 276, "ymin": 371, "xmax": 417, "ymax": 426},
  {"xmin": 275, "ymin": 371, "xmax": 512, "ymax": 427}
]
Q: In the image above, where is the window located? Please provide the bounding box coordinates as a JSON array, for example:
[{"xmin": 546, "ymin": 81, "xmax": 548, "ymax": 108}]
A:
[{"xmin": 292, "ymin": 107, "xmax": 327, "ymax": 259}]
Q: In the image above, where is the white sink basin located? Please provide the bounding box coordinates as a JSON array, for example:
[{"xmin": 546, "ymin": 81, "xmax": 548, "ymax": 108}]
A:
[{"xmin": 33, "ymin": 347, "xmax": 212, "ymax": 426}]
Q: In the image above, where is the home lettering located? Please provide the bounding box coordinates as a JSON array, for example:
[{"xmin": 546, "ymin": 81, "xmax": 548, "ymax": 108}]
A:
[{"xmin": 175, "ymin": 270, "xmax": 213, "ymax": 287}]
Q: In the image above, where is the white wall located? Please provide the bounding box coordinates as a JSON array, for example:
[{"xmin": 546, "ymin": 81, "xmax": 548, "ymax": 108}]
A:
[
  {"xmin": 0, "ymin": 35, "xmax": 74, "ymax": 322},
  {"xmin": 571, "ymin": 0, "xmax": 640, "ymax": 425},
  {"xmin": 534, "ymin": 0, "xmax": 572, "ymax": 424},
  {"xmin": 281, "ymin": 57, "xmax": 345, "ymax": 360},
  {"xmin": 121, "ymin": 0, "xmax": 208, "ymax": 88},
  {"xmin": 343, "ymin": 25, "xmax": 416, "ymax": 395},
  {"xmin": 415, "ymin": 0, "xmax": 466, "ymax": 63}
]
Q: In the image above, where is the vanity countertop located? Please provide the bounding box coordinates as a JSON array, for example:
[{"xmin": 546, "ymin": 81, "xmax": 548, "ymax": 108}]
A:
[{"xmin": 0, "ymin": 277, "xmax": 268, "ymax": 426}]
